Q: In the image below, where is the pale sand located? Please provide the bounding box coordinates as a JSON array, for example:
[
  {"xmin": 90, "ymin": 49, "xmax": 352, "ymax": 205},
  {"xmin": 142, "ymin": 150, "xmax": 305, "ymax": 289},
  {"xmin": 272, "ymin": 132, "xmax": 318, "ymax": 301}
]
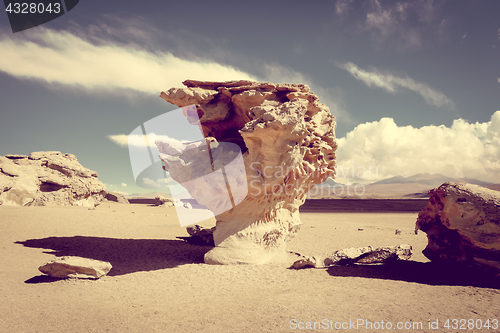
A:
[{"xmin": 1, "ymin": 202, "xmax": 499, "ymax": 332}]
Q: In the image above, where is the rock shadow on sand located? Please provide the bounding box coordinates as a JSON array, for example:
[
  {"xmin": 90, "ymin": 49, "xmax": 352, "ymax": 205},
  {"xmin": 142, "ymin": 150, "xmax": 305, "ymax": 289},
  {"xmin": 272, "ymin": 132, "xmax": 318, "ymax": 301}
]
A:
[
  {"xmin": 326, "ymin": 261, "xmax": 500, "ymax": 289},
  {"xmin": 16, "ymin": 236, "xmax": 213, "ymax": 280},
  {"xmin": 24, "ymin": 275, "xmax": 66, "ymax": 284}
]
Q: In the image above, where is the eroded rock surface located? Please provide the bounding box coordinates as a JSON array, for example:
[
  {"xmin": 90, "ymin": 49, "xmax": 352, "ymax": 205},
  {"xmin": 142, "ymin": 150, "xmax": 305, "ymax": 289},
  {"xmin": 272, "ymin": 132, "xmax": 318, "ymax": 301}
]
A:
[
  {"xmin": 154, "ymin": 194, "xmax": 174, "ymax": 207},
  {"xmin": 0, "ymin": 151, "xmax": 106, "ymax": 207},
  {"xmin": 158, "ymin": 80, "xmax": 337, "ymax": 264},
  {"xmin": 105, "ymin": 192, "xmax": 129, "ymax": 204},
  {"xmin": 291, "ymin": 244, "xmax": 412, "ymax": 269},
  {"xmin": 186, "ymin": 224, "xmax": 216, "ymax": 246},
  {"xmin": 39, "ymin": 256, "xmax": 112, "ymax": 279},
  {"xmin": 416, "ymin": 182, "xmax": 500, "ymax": 274}
]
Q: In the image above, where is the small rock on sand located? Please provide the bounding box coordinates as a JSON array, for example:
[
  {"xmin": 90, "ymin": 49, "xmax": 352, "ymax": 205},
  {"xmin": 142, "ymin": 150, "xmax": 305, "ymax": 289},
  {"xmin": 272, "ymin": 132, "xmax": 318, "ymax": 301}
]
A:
[
  {"xmin": 291, "ymin": 244, "xmax": 412, "ymax": 269},
  {"xmin": 38, "ymin": 256, "xmax": 112, "ymax": 279}
]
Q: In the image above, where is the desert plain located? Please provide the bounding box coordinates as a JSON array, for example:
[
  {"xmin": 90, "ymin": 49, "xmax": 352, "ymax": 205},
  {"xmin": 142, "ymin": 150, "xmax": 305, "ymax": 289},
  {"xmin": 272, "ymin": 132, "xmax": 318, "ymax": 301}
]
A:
[{"xmin": 1, "ymin": 200, "xmax": 499, "ymax": 332}]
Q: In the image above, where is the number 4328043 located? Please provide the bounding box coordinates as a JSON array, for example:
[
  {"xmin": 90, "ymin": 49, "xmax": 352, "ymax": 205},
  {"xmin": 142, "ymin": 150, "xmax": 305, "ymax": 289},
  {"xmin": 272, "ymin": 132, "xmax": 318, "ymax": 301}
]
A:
[
  {"xmin": 443, "ymin": 319, "xmax": 498, "ymax": 330},
  {"xmin": 5, "ymin": 2, "xmax": 61, "ymax": 14}
]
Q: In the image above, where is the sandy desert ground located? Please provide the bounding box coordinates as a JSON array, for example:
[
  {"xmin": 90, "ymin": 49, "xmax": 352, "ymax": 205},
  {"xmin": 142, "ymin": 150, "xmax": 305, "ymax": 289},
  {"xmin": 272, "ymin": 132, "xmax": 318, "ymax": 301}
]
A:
[{"xmin": 1, "ymin": 201, "xmax": 499, "ymax": 332}]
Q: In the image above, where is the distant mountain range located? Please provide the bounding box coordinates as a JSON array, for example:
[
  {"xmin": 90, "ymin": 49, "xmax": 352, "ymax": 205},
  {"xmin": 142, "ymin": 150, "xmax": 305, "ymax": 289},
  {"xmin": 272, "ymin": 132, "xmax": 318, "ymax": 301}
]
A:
[
  {"xmin": 311, "ymin": 173, "xmax": 497, "ymax": 199},
  {"xmin": 124, "ymin": 173, "xmax": 497, "ymax": 200},
  {"xmin": 370, "ymin": 173, "xmax": 492, "ymax": 187}
]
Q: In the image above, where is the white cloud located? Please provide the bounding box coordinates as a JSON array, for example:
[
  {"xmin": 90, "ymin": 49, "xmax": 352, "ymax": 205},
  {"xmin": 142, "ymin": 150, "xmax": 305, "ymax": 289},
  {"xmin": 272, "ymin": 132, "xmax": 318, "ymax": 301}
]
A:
[
  {"xmin": 142, "ymin": 177, "xmax": 161, "ymax": 188},
  {"xmin": 336, "ymin": 111, "xmax": 500, "ymax": 183},
  {"xmin": 366, "ymin": 2, "xmax": 397, "ymax": 38},
  {"xmin": 335, "ymin": 0, "xmax": 353, "ymax": 15},
  {"xmin": 0, "ymin": 27, "xmax": 347, "ymax": 124},
  {"xmin": 337, "ymin": 62, "xmax": 455, "ymax": 108},
  {"xmin": 102, "ymin": 187, "xmax": 129, "ymax": 196},
  {"xmin": 357, "ymin": 0, "xmax": 443, "ymax": 49},
  {"xmin": 142, "ymin": 176, "xmax": 180, "ymax": 190},
  {"xmin": 0, "ymin": 28, "xmax": 255, "ymax": 94},
  {"xmin": 121, "ymin": 183, "xmax": 127, "ymax": 187},
  {"xmin": 261, "ymin": 63, "xmax": 309, "ymax": 84},
  {"xmin": 108, "ymin": 133, "xmax": 189, "ymax": 147}
]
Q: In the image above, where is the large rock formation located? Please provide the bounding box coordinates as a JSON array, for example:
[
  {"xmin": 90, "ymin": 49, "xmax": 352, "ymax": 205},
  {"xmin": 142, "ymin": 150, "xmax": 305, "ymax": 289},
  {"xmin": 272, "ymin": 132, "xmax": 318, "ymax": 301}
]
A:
[
  {"xmin": 0, "ymin": 151, "xmax": 106, "ymax": 207},
  {"xmin": 157, "ymin": 80, "xmax": 337, "ymax": 264},
  {"xmin": 416, "ymin": 182, "xmax": 500, "ymax": 274}
]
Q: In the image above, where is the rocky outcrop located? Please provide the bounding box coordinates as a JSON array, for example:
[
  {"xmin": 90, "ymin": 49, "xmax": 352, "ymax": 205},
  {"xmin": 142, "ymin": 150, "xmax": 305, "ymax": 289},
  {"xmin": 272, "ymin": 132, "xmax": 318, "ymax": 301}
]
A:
[
  {"xmin": 0, "ymin": 152, "xmax": 106, "ymax": 207},
  {"xmin": 186, "ymin": 224, "xmax": 216, "ymax": 246},
  {"xmin": 416, "ymin": 183, "xmax": 500, "ymax": 274},
  {"xmin": 105, "ymin": 192, "xmax": 129, "ymax": 204},
  {"xmin": 291, "ymin": 244, "xmax": 412, "ymax": 269},
  {"xmin": 158, "ymin": 80, "xmax": 337, "ymax": 264},
  {"xmin": 154, "ymin": 194, "xmax": 174, "ymax": 207},
  {"xmin": 39, "ymin": 256, "xmax": 112, "ymax": 279}
]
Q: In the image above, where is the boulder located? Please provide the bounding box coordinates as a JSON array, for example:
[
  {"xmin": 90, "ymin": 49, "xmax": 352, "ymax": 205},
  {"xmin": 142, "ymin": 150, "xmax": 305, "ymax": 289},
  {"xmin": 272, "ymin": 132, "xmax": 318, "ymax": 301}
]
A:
[
  {"xmin": 354, "ymin": 244, "xmax": 412, "ymax": 264},
  {"xmin": 291, "ymin": 244, "xmax": 412, "ymax": 269},
  {"xmin": 38, "ymin": 256, "xmax": 112, "ymax": 279},
  {"xmin": 158, "ymin": 80, "xmax": 337, "ymax": 264},
  {"xmin": 185, "ymin": 224, "xmax": 216, "ymax": 246},
  {"xmin": 154, "ymin": 194, "xmax": 174, "ymax": 207},
  {"xmin": 0, "ymin": 151, "xmax": 106, "ymax": 207},
  {"xmin": 416, "ymin": 182, "xmax": 500, "ymax": 274},
  {"xmin": 105, "ymin": 192, "xmax": 130, "ymax": 204}
]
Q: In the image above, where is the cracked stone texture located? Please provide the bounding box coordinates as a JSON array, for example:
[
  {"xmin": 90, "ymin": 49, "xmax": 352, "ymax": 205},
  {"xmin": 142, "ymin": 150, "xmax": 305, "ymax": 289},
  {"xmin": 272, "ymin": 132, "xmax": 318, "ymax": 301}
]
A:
[
  {"xmin": 0, "ymin": 151, "xmax": 106, "ymax": 207},
  {"xmin": 416, "ymin": 182, "xmax": 500, "ymax": 275},
  {"xmin": 291, "ymin": 244, "xmax": 413, "ymax": 269},
  {"xmin": 158, "ymin": 80, "xmax": 337, "ymax": 264}
]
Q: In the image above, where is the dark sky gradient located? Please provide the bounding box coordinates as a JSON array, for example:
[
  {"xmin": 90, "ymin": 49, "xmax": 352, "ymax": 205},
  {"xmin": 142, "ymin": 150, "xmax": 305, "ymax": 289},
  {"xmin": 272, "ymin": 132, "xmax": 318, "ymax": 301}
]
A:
[{"xmin": 1, "ymin": 0, "xmax": 499, "ymax": 193}]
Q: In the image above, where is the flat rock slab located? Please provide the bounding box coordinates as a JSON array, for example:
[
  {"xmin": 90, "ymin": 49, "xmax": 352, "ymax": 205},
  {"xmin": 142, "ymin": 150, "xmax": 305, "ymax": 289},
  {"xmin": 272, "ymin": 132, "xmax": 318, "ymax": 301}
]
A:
[
  {"xmin": 39, "ymin": 256, "xmax": 112, "ymax": 279},
  {"xmin": 291, "ymin": 244, "xmax": 412, "ymax": 269}
]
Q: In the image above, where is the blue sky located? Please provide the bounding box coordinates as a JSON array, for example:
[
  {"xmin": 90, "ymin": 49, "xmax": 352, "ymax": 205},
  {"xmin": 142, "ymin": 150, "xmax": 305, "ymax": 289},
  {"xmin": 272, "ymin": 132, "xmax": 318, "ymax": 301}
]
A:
[{"xmin": 1, "ymin": 0, "xmax": 499, "ymax": 194}]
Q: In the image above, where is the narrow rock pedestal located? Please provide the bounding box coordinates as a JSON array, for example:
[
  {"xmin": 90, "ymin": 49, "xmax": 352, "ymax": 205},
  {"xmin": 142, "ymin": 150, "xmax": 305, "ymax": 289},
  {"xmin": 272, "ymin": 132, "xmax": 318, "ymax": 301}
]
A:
[{"xmin": 158, "ymin": 80, "xmax": 337, "ymax": 264}]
